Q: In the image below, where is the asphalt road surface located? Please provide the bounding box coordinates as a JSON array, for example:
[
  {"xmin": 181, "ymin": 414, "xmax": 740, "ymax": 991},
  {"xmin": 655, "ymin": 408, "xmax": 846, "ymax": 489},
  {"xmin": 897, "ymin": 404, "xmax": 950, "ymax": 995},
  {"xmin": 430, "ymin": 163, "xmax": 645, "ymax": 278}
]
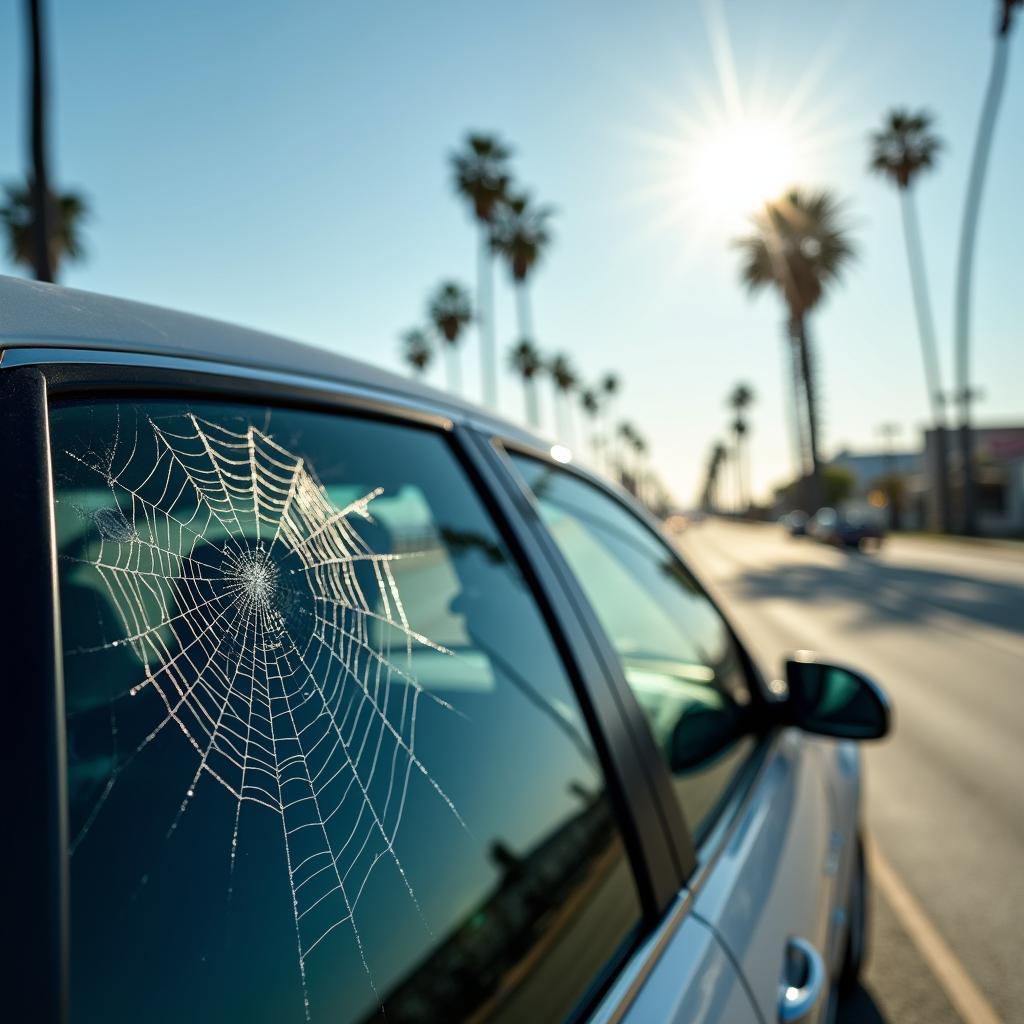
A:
[{"xmin": 676, "ymin": 520, "xmax": 1024, "ymax": 1024}]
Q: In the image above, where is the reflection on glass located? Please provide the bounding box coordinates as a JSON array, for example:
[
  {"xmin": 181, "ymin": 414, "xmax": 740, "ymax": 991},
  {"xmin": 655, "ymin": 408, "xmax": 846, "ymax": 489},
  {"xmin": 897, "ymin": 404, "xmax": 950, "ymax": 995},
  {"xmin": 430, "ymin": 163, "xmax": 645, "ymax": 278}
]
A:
[
  {"xmin": 53, "ymin": 401, "xmax": 639, "ymax": 1023},
  {"xmin": 511, "ymin": 457, "xmax": 755, "ymax": 837}
]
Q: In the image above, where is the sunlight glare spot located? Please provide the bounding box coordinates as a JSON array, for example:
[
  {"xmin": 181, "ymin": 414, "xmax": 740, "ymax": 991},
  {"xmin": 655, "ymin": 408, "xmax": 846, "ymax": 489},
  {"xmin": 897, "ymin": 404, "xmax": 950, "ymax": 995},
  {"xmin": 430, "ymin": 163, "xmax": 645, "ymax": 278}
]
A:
[{"xmin": 693, "ymin": 118, "xmax": 797, "ymax": 219}]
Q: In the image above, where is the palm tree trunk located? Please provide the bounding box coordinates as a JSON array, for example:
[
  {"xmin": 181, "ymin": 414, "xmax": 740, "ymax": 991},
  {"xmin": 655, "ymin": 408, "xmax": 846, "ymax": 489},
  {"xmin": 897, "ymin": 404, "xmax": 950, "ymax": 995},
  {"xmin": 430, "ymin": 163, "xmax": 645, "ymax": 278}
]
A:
[
  {"xmin": 515, "ymin": 280, "xmax": 533, "ymax": 341},
  {"xmin": 954, "ymin": 28, "xmax": 1014, "ymax": 534},
  {"xmin": 783, "ymin": 327, "xmax": 809, "ymax": 484},
  {"xmin": 445, "ymin": 345, "xmax": 461, "ymax": 394},
  {"xmin": 794, "ymin": 316, "xmax": 824, "ymax": 510},
  {"xmin": 524, "ymin": 377, "xmax": 540, "ymax": 428},
  {"xmin": 744, "ymin": 436, "xmax": 753, "ymax": 512},
  {"xmin": 899, "ymin": 188, "xmax": 952, "ymax": 532},
  {"xmin": 477, "ymin": 228, "xmax": 496, "ymax": 408},
  {"xmin": 27, "ymin": 0, "xmax": 53, "ymax": 283},
  {"xmin": 734, "ymin": 434, "xmax": 743, "ymax": 513}
]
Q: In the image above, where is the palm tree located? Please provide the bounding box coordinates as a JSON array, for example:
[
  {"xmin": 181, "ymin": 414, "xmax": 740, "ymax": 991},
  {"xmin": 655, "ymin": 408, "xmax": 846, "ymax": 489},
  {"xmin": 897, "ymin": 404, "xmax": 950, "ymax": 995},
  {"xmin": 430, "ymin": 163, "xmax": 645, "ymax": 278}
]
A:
[
  {"xmin": 632, "ymin": 432, "xmax": 649, "ymax": 503},
  {"xmin": 599, "ymin": 373, "xmax": 620, "ymax": 473},
  {"xmin": 1, "ymin": 176, "xmax": 87, "ymax": 279},
  {"xmin": 451, "ymin": 133, "xmax": 512, "ymax": 409},
  {"xmin": 401, "ymin": 328, "xmax": 434, "ymax": 378},
  {"xmin": 27, "ymin": 0, "xmax": 52, "ymax": 281},
  {"xmin": 427, "ymin": 281, "xmax": 473, "ymax": 394},
  {"xmin": 509, "ymin": 339, "xmax": 544, "ymax": 428},
  {"xmin": 579, "ymin": 387, "xmax": 601, "ymax": 465},
  {"xmin": 702, "ymin": 441, "xmax": 728, "ymax": 511},
  {"xmin": 734, "ymin": 189, "xmax": 856, "ymax": 510},
  {"xmin": 549, "ymin": 353, "xmax": 578, "ymax": 444},
  {"xmin": 616, "ymin": 421, "xmax": 637, "ymax": 486},
  {"xmin": 727, "ymin": 382, "xmax": 755, "ymax": 512},
  {"xmin": 869, "ymin": 109, "xmax": 951, "ymax": 532},
  {"xmin": 953, "ymin": 0, "xmax": 1022, "ymax": 534},
  {"xmin": 491, "ymin": 192, "xmax": 554, "ymax": 346}
]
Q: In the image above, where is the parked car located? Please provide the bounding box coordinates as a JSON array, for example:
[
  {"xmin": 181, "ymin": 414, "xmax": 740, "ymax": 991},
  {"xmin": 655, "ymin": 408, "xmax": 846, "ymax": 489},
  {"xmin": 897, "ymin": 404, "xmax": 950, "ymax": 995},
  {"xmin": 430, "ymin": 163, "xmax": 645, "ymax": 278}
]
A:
[
  {"xmin": 2, "ymin": 277, "xmax": 890, "ymax": 1024},
  {"xmin": 808, "ymin": 507, "xmax": 886, "ymax": 550},
  {"xmin": 783, "ymin": 509, "xmax": 810, "ymax": 536}
]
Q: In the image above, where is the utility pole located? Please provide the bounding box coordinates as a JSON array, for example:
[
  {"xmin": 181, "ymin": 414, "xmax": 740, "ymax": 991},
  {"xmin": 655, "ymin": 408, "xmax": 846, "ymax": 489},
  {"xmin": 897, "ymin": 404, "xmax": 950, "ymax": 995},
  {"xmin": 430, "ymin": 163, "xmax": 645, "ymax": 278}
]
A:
[{"xmin": 878, "ymin": 422, "xmax": 902, "ymax": 529}]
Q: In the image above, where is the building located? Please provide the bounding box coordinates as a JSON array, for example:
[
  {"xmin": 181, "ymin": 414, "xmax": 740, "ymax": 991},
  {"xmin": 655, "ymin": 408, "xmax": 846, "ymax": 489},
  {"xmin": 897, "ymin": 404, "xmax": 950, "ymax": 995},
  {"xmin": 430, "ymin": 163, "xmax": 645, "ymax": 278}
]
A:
[
  {"xmin": 830, "ymin": 448, "xmax": 921, "ymax": 495},
  {"xmin": 921, "ymin": 425, "xmax": 1024, "ymax": 537}
]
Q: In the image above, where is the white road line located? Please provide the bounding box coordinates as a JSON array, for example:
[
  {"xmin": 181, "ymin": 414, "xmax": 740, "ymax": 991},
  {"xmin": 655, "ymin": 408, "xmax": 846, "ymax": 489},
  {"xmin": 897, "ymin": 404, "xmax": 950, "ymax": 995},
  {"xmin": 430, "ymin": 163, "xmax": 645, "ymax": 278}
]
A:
[{"xmin": 866, "ymin": 834, "xmax": 1004, "ymax": 1024}]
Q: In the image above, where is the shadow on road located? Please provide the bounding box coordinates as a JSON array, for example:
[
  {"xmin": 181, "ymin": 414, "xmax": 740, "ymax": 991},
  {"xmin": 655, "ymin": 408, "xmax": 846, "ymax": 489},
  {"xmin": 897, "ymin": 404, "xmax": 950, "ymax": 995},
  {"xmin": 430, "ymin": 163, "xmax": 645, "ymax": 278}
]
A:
[
  {"xmin": 733, "ymin": 552, "xmax": 1024, "ymax": 635},
  {"xmin": 837, "ymin": 983, "xmax": 888, "ymax": 1023}
]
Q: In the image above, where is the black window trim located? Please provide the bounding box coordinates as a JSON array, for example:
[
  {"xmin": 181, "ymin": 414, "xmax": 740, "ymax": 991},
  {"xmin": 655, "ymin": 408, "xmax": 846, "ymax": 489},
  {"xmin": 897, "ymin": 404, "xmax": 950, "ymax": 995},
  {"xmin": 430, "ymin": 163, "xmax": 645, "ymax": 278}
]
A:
[{"xmin": 2, "ymin": 349, "xmax": 681, "ymax": 1024}]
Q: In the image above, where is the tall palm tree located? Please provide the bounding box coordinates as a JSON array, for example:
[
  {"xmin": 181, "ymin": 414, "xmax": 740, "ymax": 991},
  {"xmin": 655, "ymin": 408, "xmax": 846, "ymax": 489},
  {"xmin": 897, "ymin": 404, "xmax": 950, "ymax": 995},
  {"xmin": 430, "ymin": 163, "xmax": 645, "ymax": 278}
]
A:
[
  {"xmin": 401, "ymin": 328, "xmax": 434, "ymax": 378},
  {"xmin": 953, "ymin": 0, "xmax": 1022, "ymax": 534},
  {"xmin": 599, "ymin": 373, "xmax": 620, "ymax": 473},
  {"xmin": 509, "ymin": 339, "xmax": 544, "ymax": 428},
  {"xmin": 702, "ymin": 441, "xmax": 728, "ymax": 511},
  {"xmin": 734, "ymin": 189, "xmax": 856, "ymax": 510},
  {"xmin": 616, "ymin": 421, "xmax": 637, "ymax": 486},
  {"xmin": 27, "ymin": 0, "xmax": 52, "ymax": 281},
  {"xmin": 491, "ymin": 192, "xmax": 554, "ymax": 346},
  {"xmin": 549, "ymin": 353, "xmax": 578, "ymax": 444},
  {"xmin": 1, "ymin": 176, "xmax": 87, "ymax": 279},
  {"xmin": 632, "ymin": 432, "xmax": 648, "ymax": 502},
  {"xmin": 451, "ymin": 133, "xmax": 512, "ymax": 409},
  {"xmin": 869, "ymin": 108, "xmax": 951, "ymax": 532},
  {"xmin": 579, "ymin": 387, "xmax": 601, "ymax": 465},
  {"xmin": 727, "ymin": 382, "xmax": 755, "ymax": 512},
  {"xmin": 427, "ymin": 281, "xmax": 473, "ymax": 394}
]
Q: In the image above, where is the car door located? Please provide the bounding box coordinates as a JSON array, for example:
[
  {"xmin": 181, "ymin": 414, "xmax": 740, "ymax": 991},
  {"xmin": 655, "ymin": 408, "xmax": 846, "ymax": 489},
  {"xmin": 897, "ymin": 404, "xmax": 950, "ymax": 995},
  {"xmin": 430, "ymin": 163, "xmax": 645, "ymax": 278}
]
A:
[
  {"xmin": 499, "ymin": 444, "xmax": 845, "ymax": 1024},
  {"xmin": 8, "ymin": 351, "xmax": 770, "ymax": 1024}
]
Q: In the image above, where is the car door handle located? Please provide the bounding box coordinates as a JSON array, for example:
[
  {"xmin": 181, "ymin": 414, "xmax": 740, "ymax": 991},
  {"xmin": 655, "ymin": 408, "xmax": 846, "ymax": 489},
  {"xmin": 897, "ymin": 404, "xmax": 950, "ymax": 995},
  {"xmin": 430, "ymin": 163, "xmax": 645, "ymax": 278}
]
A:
[{"xmin": 778, "ymin": 936, "xmax": 825, "ymax": 1023}]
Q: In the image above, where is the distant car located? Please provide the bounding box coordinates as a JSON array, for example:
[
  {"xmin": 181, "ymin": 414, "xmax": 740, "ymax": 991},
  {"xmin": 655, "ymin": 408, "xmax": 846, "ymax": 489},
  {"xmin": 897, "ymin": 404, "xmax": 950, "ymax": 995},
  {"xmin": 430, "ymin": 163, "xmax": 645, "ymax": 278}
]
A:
[
  {"xmin": 809, "ymin": 507, "xmax": 885, "ymax": 550},
  {"xmin": 783, "ymin": 510, "xmax": 810, "ymax": 536},
  {"xmin": 3, "ymin": 276, "xmax": 891, "ymax": 1024}
]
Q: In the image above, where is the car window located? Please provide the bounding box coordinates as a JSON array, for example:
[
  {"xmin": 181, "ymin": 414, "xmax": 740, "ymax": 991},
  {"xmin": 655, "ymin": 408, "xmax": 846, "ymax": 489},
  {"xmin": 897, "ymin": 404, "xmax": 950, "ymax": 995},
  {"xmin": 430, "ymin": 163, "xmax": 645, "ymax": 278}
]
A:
[
  {"xmin": 509, "ymin": 455, "xmax": 757, "ymax": 842},
  {"xmin": 52, "ymin": 400, "xmax": 640, "ymax": 1024}
]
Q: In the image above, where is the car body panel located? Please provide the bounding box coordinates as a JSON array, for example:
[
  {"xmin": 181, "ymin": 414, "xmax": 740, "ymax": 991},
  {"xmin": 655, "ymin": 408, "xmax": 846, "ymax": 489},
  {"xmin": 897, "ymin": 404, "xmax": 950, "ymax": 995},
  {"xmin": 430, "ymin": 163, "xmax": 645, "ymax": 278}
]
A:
[
  {"xmin": 0, "ymin": 277, "xmax": 868, "ymax": 1024},
  {"xmin": 592, "ymin": 904, "xmax": 759, "ymax": 1024},
  {"xmin": 690, "ymin": 731, "xmax": 860, "ymax": 1024}
]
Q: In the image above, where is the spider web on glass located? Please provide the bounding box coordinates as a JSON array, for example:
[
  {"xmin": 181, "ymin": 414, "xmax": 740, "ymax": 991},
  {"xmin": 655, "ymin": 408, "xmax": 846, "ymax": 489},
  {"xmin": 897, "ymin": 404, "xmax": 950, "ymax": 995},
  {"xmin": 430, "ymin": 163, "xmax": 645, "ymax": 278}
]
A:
[{"xmin": 64, "ymin": 412, "xmax": 463, "ymax": 1019}]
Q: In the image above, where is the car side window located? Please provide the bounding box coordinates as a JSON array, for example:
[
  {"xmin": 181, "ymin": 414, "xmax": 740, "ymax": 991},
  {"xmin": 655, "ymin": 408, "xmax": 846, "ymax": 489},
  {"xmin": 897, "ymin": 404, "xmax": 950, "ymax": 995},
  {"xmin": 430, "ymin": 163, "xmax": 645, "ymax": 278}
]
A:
[
  {"xmin": 509, "ymin": 455, "xmax": 758, "ymax": 842},
  {"xmin": 52, "ymin": 400, "xmax": 641, "ymax": 1024}
]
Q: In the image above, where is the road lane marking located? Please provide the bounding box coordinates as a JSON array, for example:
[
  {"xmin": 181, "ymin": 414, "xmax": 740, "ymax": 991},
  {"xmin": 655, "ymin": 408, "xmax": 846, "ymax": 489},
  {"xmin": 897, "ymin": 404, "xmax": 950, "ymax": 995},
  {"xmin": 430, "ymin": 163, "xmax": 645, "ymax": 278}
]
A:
[{"xmin": 866, "ymin": 834, "xmax": 1003, "ymax": 1024}]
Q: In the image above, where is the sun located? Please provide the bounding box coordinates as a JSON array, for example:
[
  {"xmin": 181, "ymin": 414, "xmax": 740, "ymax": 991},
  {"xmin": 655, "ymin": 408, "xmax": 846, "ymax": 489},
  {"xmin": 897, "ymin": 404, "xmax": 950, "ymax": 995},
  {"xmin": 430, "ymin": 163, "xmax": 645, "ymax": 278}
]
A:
[
  {"xmin": 692, "ymin": 117, "xmax": 798, "ymax": 219},
  {"xmin": 620, "ymin": 0, "xmax": 844, "ymax": 266}
]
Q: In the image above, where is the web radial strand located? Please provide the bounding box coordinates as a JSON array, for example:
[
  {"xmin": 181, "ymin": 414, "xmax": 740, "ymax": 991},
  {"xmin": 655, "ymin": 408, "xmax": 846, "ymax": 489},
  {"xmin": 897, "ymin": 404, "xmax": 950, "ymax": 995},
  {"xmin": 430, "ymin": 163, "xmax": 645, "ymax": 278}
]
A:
[{"xmin": 66, "ymin": 414, "xmax": 461, "ymax": 1017}]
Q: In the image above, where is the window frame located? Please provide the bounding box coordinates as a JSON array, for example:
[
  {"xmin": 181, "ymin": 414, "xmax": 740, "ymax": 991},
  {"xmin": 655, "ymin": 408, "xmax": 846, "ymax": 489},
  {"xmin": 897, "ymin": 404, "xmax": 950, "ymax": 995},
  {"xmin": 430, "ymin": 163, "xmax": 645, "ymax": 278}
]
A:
[
  {"xmin": 1, "ymin": 348, "xmax": 686, "ymax": 1023},
  {"xmin": 488, "ymin": 434, "xmax": 779, "ymax": 870}
]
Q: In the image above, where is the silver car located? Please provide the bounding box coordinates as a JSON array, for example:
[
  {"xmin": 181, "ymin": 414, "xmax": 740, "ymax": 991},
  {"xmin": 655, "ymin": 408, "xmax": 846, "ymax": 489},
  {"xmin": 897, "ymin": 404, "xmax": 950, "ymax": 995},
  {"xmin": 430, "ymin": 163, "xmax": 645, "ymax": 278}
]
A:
[{"xmin": 1, "ymin": 277, "xmax": 889, "ymax": 1024}]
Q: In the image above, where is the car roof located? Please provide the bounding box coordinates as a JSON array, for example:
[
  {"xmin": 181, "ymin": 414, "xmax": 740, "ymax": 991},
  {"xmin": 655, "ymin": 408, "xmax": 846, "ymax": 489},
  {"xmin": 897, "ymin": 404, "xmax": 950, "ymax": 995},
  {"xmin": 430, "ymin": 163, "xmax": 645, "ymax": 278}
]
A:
[{"xmin": 0, "ymin": 275, "xmax": 538, "ymax": 444}]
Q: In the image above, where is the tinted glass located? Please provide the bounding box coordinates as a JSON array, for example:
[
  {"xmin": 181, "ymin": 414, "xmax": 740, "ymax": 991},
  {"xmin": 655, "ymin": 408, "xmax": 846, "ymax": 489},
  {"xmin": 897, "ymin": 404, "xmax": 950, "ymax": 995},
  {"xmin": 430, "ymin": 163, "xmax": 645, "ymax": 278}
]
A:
[
  {"xmin": 510, "ymin": 456, "xmax": 755, "ymax": 838},
  {"xmin": 53, "ymin": 401, "xmax": 639, "ymax": 1024}
]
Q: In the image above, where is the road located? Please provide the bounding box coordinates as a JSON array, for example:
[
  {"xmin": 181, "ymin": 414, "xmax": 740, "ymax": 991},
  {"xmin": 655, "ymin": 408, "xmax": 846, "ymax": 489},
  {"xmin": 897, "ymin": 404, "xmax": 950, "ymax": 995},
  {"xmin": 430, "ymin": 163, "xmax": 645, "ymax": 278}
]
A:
[{"xmin": 675, "ymin": 520, "xmax": 1024, "ymax": 1024}]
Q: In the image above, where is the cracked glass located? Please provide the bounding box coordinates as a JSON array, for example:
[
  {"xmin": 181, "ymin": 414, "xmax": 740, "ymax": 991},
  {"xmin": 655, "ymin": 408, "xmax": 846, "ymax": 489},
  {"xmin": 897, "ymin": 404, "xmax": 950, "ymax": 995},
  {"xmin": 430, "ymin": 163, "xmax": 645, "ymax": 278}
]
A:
[{"xmin": 53, "ymin": 399, "xmax": 640, "ymax": 1023}]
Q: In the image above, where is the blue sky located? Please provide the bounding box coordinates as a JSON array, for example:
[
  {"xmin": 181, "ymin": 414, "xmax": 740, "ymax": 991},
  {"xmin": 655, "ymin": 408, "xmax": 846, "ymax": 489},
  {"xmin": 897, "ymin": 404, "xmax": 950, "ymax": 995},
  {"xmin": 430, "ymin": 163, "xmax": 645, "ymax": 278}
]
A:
[{"xmin": 1, "ymin": 0, "xmax": 1021, "ymax": 503}]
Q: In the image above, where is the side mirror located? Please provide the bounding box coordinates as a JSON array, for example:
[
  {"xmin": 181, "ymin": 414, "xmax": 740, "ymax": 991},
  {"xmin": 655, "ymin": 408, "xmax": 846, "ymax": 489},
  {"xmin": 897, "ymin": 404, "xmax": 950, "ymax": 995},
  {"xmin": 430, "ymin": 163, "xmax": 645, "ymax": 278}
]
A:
[{"xmin": 782, "ymin": 652, "xmax": 891, "ymax": 740}]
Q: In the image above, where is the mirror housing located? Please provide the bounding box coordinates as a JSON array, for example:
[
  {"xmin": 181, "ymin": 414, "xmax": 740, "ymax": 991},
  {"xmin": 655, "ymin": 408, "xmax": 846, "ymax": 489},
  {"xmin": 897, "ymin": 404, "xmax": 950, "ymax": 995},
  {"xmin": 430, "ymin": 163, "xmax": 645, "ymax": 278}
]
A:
[{"xmin": 781, "ymin": 652, "xmax": 891, "ymax": 740}]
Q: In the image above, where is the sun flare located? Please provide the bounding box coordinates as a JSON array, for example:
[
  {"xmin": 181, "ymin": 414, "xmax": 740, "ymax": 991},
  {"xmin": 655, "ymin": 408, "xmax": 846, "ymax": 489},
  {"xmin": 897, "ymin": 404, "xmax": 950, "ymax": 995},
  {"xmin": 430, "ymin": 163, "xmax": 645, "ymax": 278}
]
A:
[
  {"xmin": 622, "ymin": 0, "xmax": 845, "ymax": 270},
  {"xmin": 692, "ymin": 117, "xmax": 798, "ymax": 218}
]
